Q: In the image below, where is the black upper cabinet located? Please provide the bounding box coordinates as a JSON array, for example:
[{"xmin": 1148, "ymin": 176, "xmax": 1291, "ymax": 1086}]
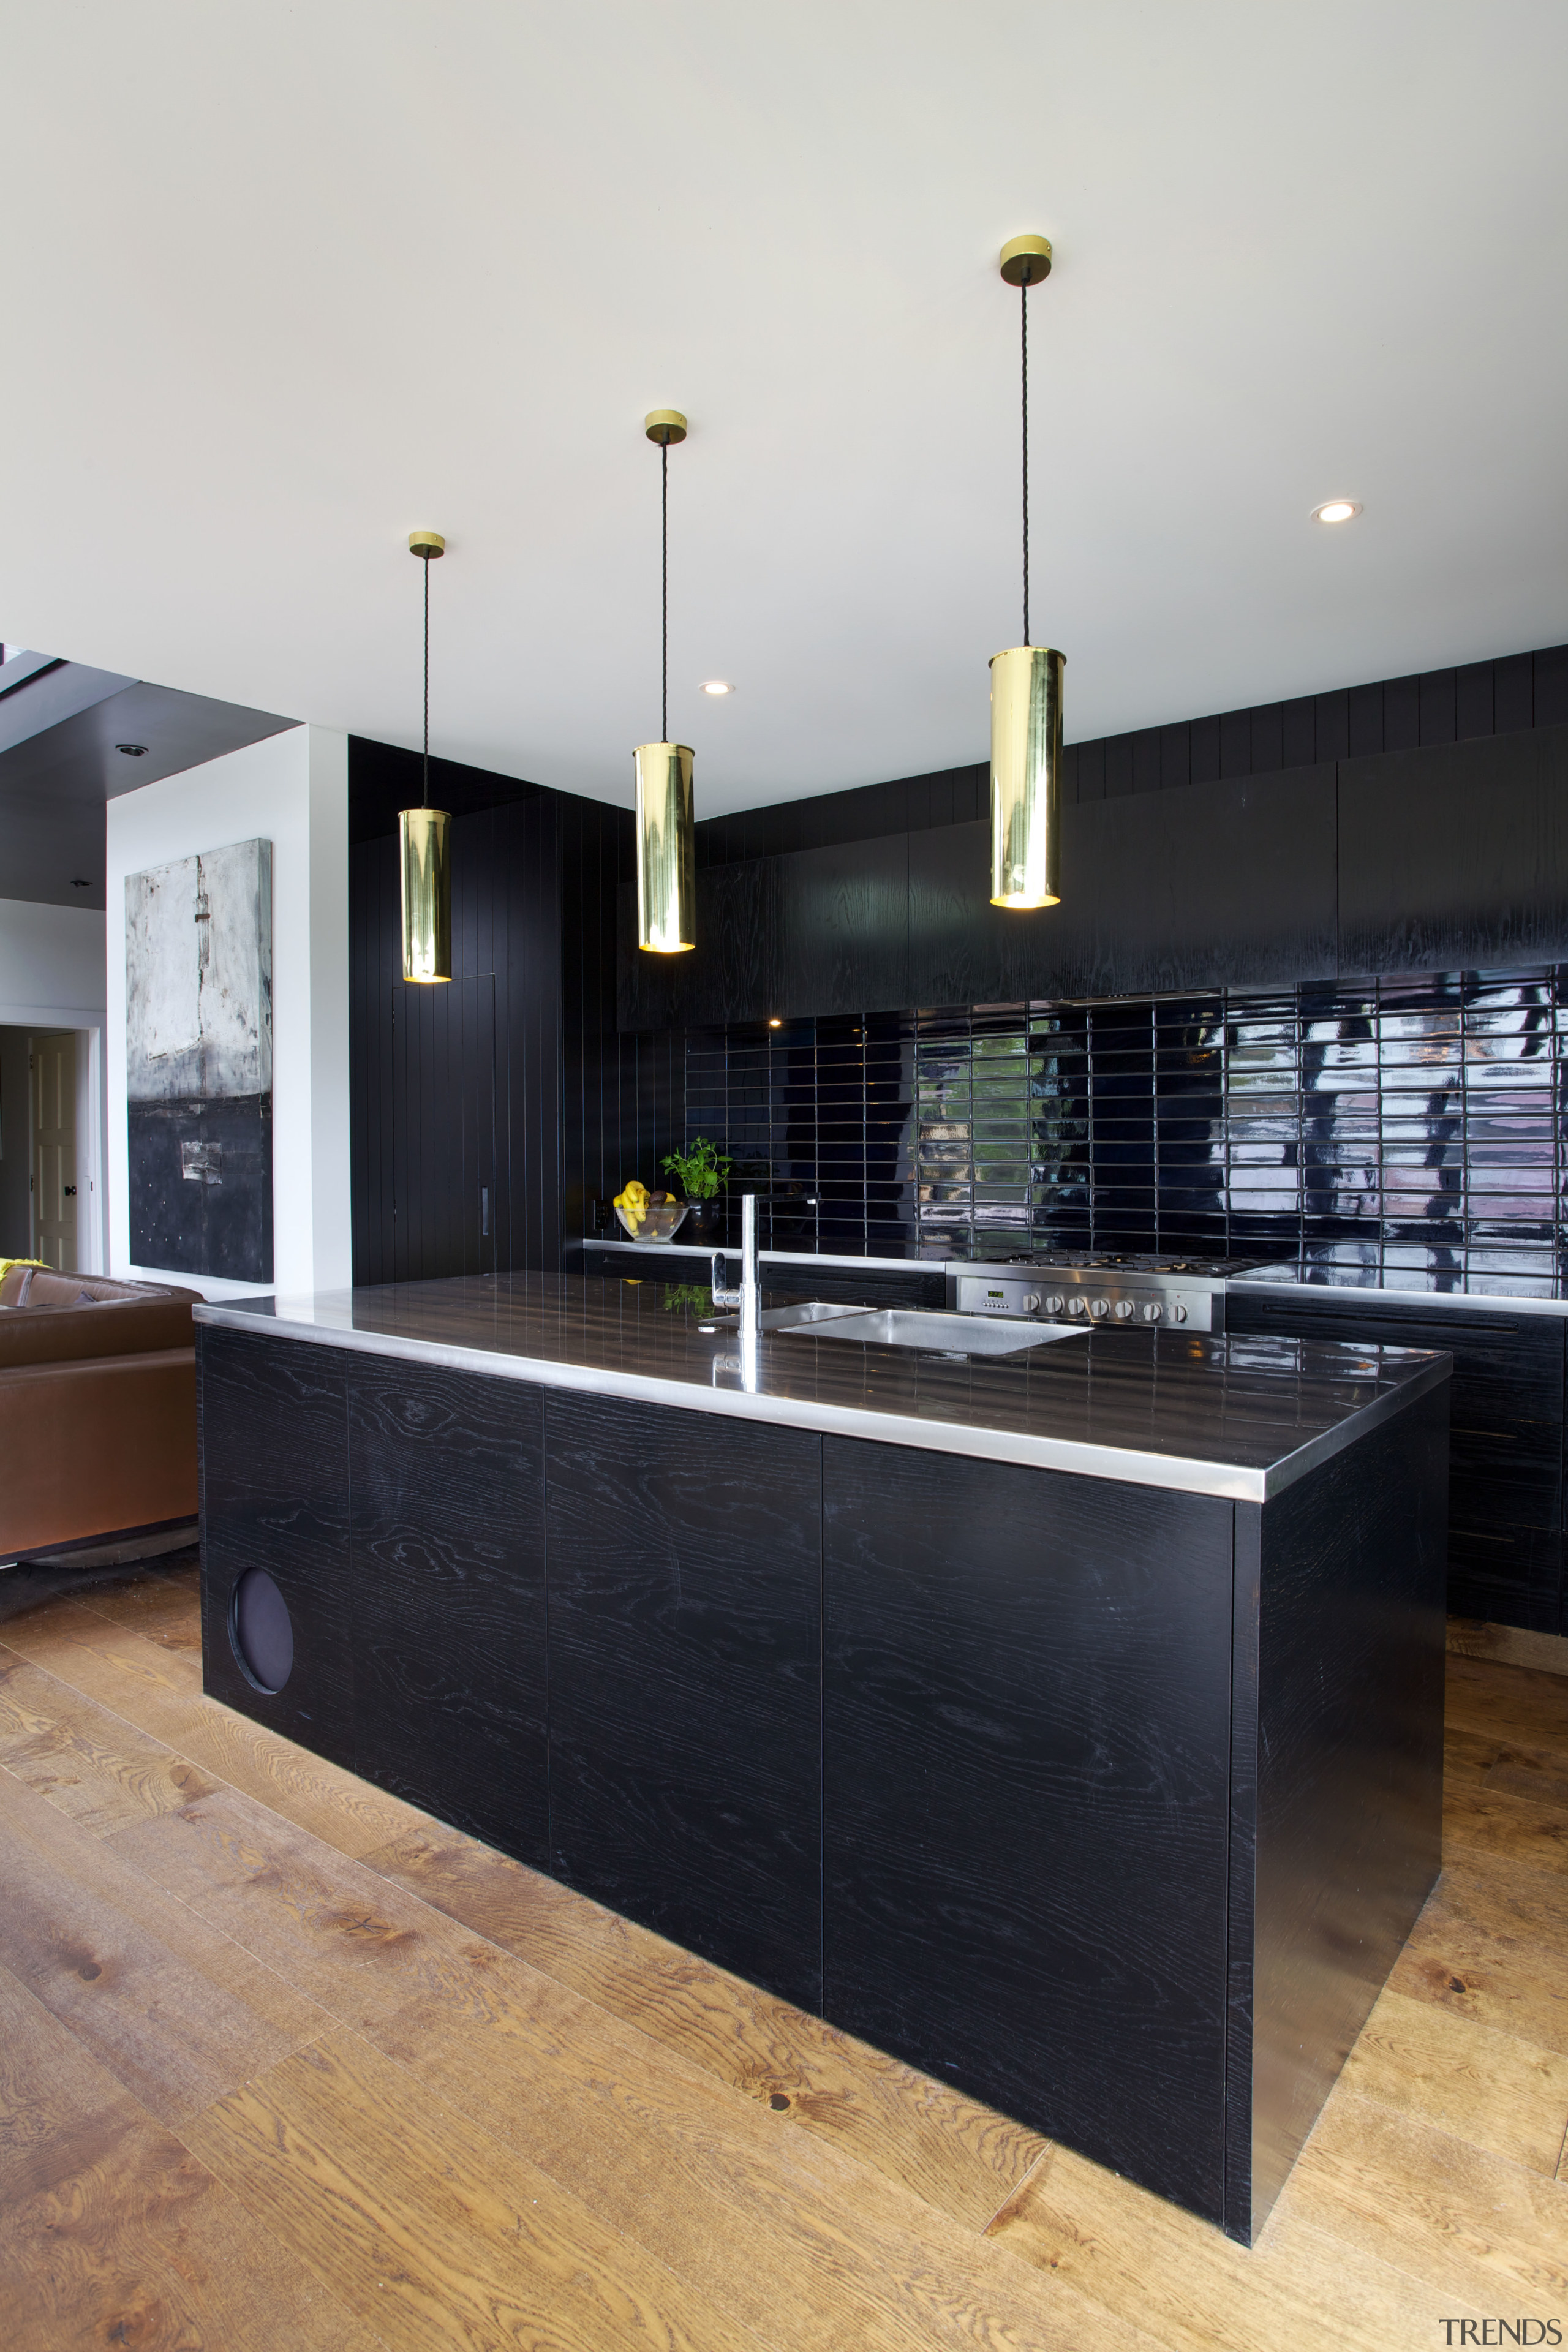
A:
[
  {"xmin": 905, "ymin": 819, "xmax": 1035, "ymax": 1006},
  {"xmin": 1056, "ymin": 766, "xmax": 1338, "ymax": 997},
  {"xmin": 1338, "ymin": 722, "xmax": 1568, "ymax": 976},
  {"xmin": 710, "ymin": 852, "xmax": 780, "ymax": 1023},
  {"xmin": 620, "ymin": 764, "xmax": 1338, "ymax": 1030},
  {"xmin": 619, "ymin": 834, "xmax": 914, "ymax": 1027},
  {"xmin": 777, "ymin": 834, "xmax": 910, "ymax": 1017},
  {"xmin": 616, "ymin": 855, "xmax": 780, "ymax": 1031},
  {"xmin": 613, "ymin": 721, "xmax": 1568, "ymax": 1033},
  {"xmin": 347, "ymin": 1356, "xmax": 549, "ymax": 1864},
  {"xmin": 905, "ymin": 769, "xmax": 1336, "ymax": 1006}
]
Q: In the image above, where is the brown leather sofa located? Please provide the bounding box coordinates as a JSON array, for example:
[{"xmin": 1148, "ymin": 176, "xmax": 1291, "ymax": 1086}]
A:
[{"xmin": 0, "ymin": 1268, "xmax": 203, "ymax": 1558}]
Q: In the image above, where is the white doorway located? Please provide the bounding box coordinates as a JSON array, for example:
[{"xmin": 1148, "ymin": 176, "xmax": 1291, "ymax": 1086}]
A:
[
  {"xmin": 0, "ymin": 1019, "xmax": 105, "ymax": 1274},
  {"xmin": 0, "ymin": 1028, "xmax": 37, "ymax": 1259},
  {"xmin": 31, "ymin": 1030, "xmax": 79, "ymax": 1269}
]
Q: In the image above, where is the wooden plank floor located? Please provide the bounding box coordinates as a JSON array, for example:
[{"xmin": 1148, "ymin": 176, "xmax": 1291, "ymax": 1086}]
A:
[{"xmin": 1, "ymin": 1561, "xmax": 1565, "ymax": 2350}]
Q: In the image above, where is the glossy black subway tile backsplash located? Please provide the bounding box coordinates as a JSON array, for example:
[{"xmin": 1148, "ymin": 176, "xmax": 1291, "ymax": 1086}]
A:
[{"xmin": 676, "ymin": 965, "xmax": 1568, "ymax": 1293}]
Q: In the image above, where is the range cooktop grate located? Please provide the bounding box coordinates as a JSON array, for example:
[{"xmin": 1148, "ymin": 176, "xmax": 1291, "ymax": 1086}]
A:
[{"xmin": 994, "ymin": 1250, "xmax": 1272, "ymax": 1278}]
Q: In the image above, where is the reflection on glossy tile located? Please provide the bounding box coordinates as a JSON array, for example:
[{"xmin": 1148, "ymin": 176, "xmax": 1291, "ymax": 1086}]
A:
[{"xmin": 649, "ymin": 967, "xmax": 1566, "ymax": 1283}]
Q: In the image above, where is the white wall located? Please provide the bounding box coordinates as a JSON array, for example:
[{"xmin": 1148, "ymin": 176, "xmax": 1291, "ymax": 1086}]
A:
[
  {"xmin": 105, "ymin": 724, "xmax": 350, "ymax": 1300},
  {"xmin": 0, "ymin": 896, "xmax": 109, "ymax": 1270},
  {"xmin": 0, "ymin": 896, "xmax": 106, "ymax": 1026}
]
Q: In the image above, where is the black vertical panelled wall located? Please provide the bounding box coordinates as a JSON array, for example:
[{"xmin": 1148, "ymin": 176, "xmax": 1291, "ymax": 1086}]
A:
[{"xmin": 349, "ymin": 741, "xmax": 680, "ymax": 1283}]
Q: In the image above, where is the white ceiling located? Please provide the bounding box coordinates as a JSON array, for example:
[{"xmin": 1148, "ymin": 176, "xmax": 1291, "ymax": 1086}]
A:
[{"xmin": 4, "ymin": 1, "xmax": 1566, "ymax": 818}]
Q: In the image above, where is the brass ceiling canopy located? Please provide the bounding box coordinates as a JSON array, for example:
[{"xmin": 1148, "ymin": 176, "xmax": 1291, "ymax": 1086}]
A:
[
  {"xmin": 989, "ymin": 233, "xmax": 1065, "ymax": 911},
  {"xmin": 999, "ymin": 233, "xmax": 1052, "ymax": 287},
  {"xmin": 399, "ymin": 529, "xmax": 453, "ymax": 982},
  {"xmin": 644, "ymin": 409, "xmax": 688, "ymax": 446}
]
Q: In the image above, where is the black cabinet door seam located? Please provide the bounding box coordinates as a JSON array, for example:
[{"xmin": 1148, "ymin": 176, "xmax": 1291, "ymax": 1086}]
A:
[{"xmin": 544, "ymin": 1387, "xmax": 556, "ymax": 1875}]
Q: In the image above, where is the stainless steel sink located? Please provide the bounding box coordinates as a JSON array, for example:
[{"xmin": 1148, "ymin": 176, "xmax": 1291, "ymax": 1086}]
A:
[
  {"xmin": 776, "ymin": 1307, "xmax": 1089, "ymax": 1357},
  {"xmin": 697, "ymin": 1299, "xmax": 867, "ymax": 1334}
]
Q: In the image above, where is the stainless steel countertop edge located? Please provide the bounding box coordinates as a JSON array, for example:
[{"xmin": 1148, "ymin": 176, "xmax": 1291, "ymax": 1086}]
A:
[
  {"xmin": 193, "ymin": 1298, "xmax": 1445, "ymax": 1506},
  {"xmin": 194, "ymin": 1298, "xmax": 1278, "ymax": 1501},
  {"xmin": 1259, "ymin": 1350, "xmax": 1453, "ymax": 1499}
]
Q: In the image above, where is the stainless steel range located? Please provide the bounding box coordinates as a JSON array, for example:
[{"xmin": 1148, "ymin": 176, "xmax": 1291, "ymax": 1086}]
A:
[{"xmin": 947, "ymin": 1249, "xmax": 1273, "ymax": 1335}]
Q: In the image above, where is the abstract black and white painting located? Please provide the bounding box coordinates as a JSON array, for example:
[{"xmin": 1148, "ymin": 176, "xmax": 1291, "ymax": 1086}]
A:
[{"xmin": 126, "ymin": 837, "xmax": 273, "ymax": 1281}]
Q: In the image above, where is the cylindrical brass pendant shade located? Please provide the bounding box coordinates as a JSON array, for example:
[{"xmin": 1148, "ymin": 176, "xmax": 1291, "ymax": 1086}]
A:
[
  {"xmin": 399, "ymin": 805, "xmax": 453, "ymax": 981},
  {"xmin": 989, "ymin": 644, "xmax": 1064, "ymax": 909},
  {"xmin": 635, "ymin": 743, "xmax": 696, "ymax": 953}
]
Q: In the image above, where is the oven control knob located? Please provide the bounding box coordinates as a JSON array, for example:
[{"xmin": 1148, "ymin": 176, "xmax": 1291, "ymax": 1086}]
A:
[
  {"xmin": 1068, "ymin": 1295, "xmax": 1088, "ymax": 1317},
  {"xmin": 1021, "ymin": 1293, "xmax": 1041, "ymax": 1313},
  {"xmin": 1044, "ymin": 1294, "xmax": 1065, "ymax": 1315},
  {"xmin": 1170, "ymin": 1302, "xmax": 1188, "ymax": 1324},
  {"xmin": 1113, "ymin": 1298, "xmax": 1134, "ymax": 1321},
  {"xmin": 1089, "ymin": 1297, "xmax": 1110, "ymax": 1320},
  {"xmin": 1142, "ymin": 1302, "xmax": 1163, "ymax": 1322}
]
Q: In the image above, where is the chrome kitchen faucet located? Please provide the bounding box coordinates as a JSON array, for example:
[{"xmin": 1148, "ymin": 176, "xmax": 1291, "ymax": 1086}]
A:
[{"xmin": 711, "ymin": 1193, "xmax": 760, "ymax": 1351}]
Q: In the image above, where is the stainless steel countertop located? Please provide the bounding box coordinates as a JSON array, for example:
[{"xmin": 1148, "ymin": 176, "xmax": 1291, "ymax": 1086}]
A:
[{"xmin": 194, "ymin": 1272, "xmax": 1450, "ymax": 1506}]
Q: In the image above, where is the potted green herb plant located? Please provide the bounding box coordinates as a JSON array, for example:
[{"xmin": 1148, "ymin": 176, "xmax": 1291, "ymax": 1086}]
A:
[{"xmin": 661, "ymin": 1136, "xmax": 733, "ymax": 1245}]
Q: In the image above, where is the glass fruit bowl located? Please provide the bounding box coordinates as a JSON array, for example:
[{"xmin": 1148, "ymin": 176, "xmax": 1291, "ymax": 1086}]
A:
[{"xmin": 614, "ymin": 1200, "xmax": 690, "ymax": 1243}]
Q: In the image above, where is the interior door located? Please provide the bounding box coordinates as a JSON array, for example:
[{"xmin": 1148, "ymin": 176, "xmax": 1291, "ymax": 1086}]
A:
[
  {"xmin": 390, "ymin": 976, "xmax": 500, "ymax": 1281},
  {"xmin": 31, "ymin": 1031, "xmax": 77, "ymax": 1270}
]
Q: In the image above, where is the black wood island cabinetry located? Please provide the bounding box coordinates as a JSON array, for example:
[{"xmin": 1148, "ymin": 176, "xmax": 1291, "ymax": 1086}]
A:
[
  {"xmin": 347, "ymin": 1354, "xmax": 549, "ymax": 1862},
  {"xmin": 545, "ymin": 1392, "xmax": 823, "ymax": 2009},
  {"xmin": 823, "ymin": 1440, "xmax": 1236, "ymax": 2220},
  {"xmin": 199, "ymin": 1327, "xmax": 358, "ymax": 1776},
  {"xmin": 195, "ymin": 1276, "xmax": 1449, "ymax": 2243},
  {"xmin": 202, "ymin": 1329, "xmax": 549, "ymax": 1861}
]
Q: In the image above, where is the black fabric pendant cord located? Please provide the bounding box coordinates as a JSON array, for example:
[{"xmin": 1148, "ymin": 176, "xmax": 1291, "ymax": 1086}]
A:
[
  {"xmin": 661, "ymin": 434, "xmax": 669, "ymax": 742},
  {"xmin": 422, "ymin": 549, "xmax": 431, "ymax": 808},
  {"xmin": 1021, "ymin": 268, "xmax": 1031, "ymax": 649}
]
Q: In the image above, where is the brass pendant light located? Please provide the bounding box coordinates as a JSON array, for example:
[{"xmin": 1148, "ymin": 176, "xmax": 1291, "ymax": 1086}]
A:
[
  {"xmin": 635, "ymin": 410, "xmax": 696, "ymax": 954},
  {"xmin": 399, "ymin": 529, "xmax": 452, "ymax": 982},
  {"xmin": 990, "ymin": 234, "xmax": 1065, "ymax": 910}
]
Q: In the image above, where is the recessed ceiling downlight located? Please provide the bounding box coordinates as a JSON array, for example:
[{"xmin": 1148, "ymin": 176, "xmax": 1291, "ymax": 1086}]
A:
[
  {"xmin": 1311, "ymin": 499, "xmax": 1362, "ymax": 524},
  {"xmin": 699, "ymin": 680, "xmax": 733, "ymax": 696},
  {"xmin": 116, "ymin": 742, "xmax": 149, "ymax": 756}
]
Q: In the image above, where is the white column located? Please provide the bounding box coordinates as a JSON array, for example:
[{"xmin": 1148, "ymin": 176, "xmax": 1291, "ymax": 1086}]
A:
[{"xmin": 105, "ymin": 723, "xmax": 352, "ymax": 1299}]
